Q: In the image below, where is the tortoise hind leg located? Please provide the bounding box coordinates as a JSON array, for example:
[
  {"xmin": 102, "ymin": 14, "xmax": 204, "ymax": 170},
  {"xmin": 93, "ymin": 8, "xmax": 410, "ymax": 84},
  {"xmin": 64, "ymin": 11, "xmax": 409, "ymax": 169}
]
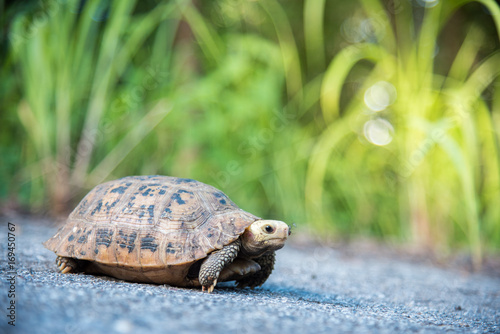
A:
[
  {"xmin": 236, "ymin": 251, "xmax": 276, "ymax": 289},
  {"xmin": 55, "ymin": 256, "xmax": 80, "ymax": 274}
]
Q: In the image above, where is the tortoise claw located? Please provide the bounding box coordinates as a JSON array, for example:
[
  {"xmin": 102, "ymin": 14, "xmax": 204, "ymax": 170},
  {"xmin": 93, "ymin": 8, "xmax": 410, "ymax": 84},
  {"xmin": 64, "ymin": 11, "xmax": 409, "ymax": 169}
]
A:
[
  {"xmin": 56, "ymin": 256, "xmax": 77, "ymax": 274},
  {"xmin": 61, "ymin": 266, "xmax": 72, "ymax": 274},
  {"xmin": 202, "ymin": 279, "xmax": 217, "ymax": 293}
]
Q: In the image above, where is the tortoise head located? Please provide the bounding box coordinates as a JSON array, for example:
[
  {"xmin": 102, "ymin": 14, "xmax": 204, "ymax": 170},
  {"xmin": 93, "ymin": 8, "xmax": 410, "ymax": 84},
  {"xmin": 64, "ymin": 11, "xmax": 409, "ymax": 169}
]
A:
[{"xmin": 240, "ymin": 220, "xmax": 289, "ymax": 257}]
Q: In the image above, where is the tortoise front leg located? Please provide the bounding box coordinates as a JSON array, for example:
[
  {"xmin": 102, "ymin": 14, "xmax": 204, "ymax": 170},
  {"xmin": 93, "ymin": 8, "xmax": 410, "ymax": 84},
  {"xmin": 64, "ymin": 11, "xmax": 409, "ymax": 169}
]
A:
[
  {"xmin": 199, "ymin": 239, "xmax": 241, "ymax": 293},
  {"xmin": 236, "ymin": 251, "xmax": 276, "ymax": 289}
]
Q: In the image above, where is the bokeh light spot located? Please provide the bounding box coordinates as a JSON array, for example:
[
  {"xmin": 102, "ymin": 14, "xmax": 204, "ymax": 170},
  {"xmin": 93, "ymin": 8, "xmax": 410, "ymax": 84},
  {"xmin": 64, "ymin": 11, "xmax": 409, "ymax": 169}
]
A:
[
  {"xmin": 341, "ymin": 17, "xmax": 365, "ymax": 43},
  {"xmin": 364, "ymin": 81, "xmax": 397, "ymax": 112},
  {"xmin": 364, "ymin": 118, "xmax": 394, "ymax": 146}
]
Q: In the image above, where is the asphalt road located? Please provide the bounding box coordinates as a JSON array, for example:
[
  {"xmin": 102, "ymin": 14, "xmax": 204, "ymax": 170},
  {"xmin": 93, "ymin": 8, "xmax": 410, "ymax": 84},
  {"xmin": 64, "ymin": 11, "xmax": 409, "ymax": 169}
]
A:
[{"xmin": 1, "ymin": 216, "xmax": 499, "ymax": 334}]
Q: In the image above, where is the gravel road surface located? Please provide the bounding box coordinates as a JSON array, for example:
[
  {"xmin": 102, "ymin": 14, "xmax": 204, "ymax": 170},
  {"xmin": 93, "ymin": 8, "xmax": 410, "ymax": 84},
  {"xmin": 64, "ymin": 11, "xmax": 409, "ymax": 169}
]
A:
[{"xmin": 1, "ymin": 217, "xmax": 499, "ymax": 334}]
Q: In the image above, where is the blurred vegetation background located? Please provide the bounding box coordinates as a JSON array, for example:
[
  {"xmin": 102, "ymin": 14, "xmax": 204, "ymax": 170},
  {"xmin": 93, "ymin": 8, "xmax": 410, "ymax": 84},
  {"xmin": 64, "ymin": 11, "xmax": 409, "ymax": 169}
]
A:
[{"xmin": 1, "ymin": 0, "xmax": 499, "ymax": 266}]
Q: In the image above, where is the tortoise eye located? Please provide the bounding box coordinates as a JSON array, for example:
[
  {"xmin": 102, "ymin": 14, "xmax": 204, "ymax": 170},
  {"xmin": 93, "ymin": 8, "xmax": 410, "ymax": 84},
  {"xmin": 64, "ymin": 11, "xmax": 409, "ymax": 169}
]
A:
[{"xmin": 265, "ymin": 225, "xmax": 274, "ymax": 233}]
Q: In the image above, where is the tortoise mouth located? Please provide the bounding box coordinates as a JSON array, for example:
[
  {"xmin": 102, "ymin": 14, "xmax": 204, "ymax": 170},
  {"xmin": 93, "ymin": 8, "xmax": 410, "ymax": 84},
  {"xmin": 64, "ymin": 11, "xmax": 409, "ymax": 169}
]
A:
[
  {"xmin": 261, "ymin": 238, "xmax": 287, "ymax": 250},
  {"xmin": 265, "ymin": 236, "xmax": 287, "ymax": 242},
  {"xmin": 268, "ymin": 242, "xmax": 285, "ymax": 250}
]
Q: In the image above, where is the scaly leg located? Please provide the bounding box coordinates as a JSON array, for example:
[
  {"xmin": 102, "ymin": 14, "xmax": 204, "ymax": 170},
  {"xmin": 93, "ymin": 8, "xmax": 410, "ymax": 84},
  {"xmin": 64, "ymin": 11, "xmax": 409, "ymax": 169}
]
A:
[{"xmin": 199, "ymin": 239, "xmax": 241, "ymax": 293}]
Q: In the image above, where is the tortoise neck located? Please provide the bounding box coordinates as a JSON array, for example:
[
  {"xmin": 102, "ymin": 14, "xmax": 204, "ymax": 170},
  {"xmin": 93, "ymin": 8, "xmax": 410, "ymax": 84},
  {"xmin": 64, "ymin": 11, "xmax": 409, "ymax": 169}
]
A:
[{"xmin": 239, "ymin": 243, "xmax": 269, "ymax": 258}]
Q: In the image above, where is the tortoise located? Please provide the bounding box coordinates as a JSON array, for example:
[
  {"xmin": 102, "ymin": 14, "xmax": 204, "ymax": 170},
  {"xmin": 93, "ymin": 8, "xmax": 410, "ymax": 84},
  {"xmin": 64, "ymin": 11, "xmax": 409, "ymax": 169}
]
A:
[{"xmin": 43, "ymin": 175, "xmax": 289, "ymax": 292}]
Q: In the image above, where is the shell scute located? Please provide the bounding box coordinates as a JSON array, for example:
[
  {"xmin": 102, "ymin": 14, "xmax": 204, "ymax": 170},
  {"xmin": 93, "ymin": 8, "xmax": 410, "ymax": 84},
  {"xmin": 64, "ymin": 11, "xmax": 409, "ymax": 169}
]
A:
[
  {"xmin": 96, "ymin": 228, "xmax": 113, "ymax": 248},
  {"xmin": 140, "ymin": 234, "xmax": 158, "ymax": 252},
  {"xmin": 159, "ymin": 188, "xmax": 205, "ymax": 223}
]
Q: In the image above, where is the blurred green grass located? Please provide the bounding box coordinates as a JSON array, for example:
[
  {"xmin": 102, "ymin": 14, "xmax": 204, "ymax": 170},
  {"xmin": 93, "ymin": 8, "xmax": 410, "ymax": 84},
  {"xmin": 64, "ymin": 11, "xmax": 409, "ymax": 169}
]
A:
[{"xmin": 1, "ymin": 0, "xmax": 499, "ymax": 265}]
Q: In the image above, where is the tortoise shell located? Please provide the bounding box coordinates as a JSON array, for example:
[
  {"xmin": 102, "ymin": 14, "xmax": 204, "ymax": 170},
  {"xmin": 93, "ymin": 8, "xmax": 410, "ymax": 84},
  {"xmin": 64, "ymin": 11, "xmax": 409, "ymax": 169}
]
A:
[{"xmin": 43, "ymin": 175, "xmax": 259, "ymax": 285}]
